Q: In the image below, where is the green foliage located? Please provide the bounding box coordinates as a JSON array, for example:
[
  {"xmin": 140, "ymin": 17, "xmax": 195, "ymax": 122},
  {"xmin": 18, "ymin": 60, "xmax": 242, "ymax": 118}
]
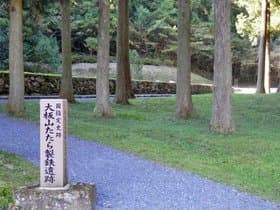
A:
[
  {"xmin": 130, "ymin": 0, "xmax": 177, "ymax": 58},
  {"xmin": 235, "ymin": 0, "xmax": 280, "ymax": 45},
  {"xmin": 191, "ymin": 0, "xmax": 213, "ymax": 23},
  {"xmin": 0, "ymin": 151, "xmax": 39, "ymax": 210},
  {"xmin": 0, "ymin": 2, "xmax": 9, "ymax": 70},
  {"xmin": 72, "ymin": 53, "xmax": 97, "ymax": 63},
  {"xmin": 0, "ymin": 186, "xmax": 14, "ymax": 210},
  {"xmin": 129, "ymin": 49, "xmax": 143, "ymax": 80},
  {"xmin": 24, "ymin": 33, "xmax": 61, "ymax": 71},
  {"xmin": 0, "ymin": 1, "xmax": 61, "ymax": 72},
  {"xmin": 2, "ymin": 0, "xmax": 276, "ymax": 78},
  {"xmin": 85, "ymin": 37, "xmax": 98, "ymax": 54},
  {"xmin": 71, "ymin": 0, "xmax": 99, "ymax": 52}
]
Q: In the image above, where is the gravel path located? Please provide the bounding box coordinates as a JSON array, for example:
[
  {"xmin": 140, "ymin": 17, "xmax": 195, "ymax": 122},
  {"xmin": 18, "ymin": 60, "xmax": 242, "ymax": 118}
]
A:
[{"xmin": 0, "ymin": 113, "xmax": 279, "ymax": 210}]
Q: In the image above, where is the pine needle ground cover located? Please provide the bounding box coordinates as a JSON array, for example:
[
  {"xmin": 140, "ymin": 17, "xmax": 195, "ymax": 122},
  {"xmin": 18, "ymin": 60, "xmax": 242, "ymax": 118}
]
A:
[{"xmin": 0, "ymin": 94, "xmax": 279, "ymax": 202}]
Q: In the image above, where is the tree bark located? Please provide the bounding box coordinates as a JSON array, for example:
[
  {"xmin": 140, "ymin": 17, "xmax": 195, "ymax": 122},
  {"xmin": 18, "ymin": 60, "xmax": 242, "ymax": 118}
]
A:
[
  {"xmin": 7, "ymin": 0, "xmax": 25, "ymax": 113},
  {"xmin": 175, "ymin": 0, "xmax": 193, "ymax": 119},
  {"xmin": 115, "ymin": 0, "xmax": 132, "ymax": 104},
  {"xmin": 256, "ymin": 0, "xmax": 268, "ymax": 94},
  {"xmin": 59, "ymin": 0, "xmax": 75, "ymax": 102},
  {"xmin": 264, "ymin": 0, "xmax": 270, "ymax": 94},
  {"xmin": 94, "ymin": 0, "xmax": 113, "ymax": 117},
  {"xmin": 210, "ymin": 0, "xmax": 234, "ymax": 133}
]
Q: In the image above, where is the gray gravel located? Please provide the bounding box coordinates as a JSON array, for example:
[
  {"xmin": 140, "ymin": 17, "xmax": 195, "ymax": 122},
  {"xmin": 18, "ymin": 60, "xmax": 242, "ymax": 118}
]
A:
[{"xmin": 0, "ymin": 113, "xmax": 279, "ymax": 210}]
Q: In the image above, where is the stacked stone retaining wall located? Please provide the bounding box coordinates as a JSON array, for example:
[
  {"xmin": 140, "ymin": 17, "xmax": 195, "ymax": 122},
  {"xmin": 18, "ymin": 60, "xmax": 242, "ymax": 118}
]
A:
[{"xmin": 0, "ymin": 72, "xmax": 212, "ymax": 95}]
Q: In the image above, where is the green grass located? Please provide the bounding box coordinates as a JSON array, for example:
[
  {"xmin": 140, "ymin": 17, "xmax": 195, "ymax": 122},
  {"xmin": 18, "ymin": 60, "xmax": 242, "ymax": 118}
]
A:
[
  {"xmin": 0, "ymin": 151, "xmax": 39, "ymax": 209},
  {"xmin": 0, "ymin": 151, "xmax": 39, "ymax": 188},
  {"xmin": 0, "ymin": 94, "xmax": 279, "ymax": 202}
]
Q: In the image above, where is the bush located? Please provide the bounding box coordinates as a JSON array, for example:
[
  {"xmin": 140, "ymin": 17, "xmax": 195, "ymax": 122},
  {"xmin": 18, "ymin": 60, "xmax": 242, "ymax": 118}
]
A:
[
  {"xmin": 24, "ymin": 33, "xmax": 61, "ymax": 72},
  {"xmin": 85, "ymin": 37, "xmax": 98, "ymax": 55},
  {"xmin": 72, "ymin": 53, "xmax": 97, "ymax": 64},
  {"xmin": 130, "ymin": 50, "xmax": 143, "ymax": 80},
  {"xmin": 0, "ymin": 186, "xmax": 14, "ymax": 210}
]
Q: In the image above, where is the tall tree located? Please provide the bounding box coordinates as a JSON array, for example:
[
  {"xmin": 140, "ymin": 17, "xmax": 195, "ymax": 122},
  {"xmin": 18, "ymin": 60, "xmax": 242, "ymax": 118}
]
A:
[
  {"xmin": 256, "ymin": 0, "xmax": 268, "ymax": 93},
  {"xmin": 264, "ymin": 0, "xmax": 271, "ymax": 93},
  {"xmin": 115, "ymin": 0, "xmax": 132, "ymax": 104},
  {"xmin": 210, "ymin": 0, "xmax": 234, "ymax": 133},
  {"xmin": 235, "ymin": 0, "xmax": 280, "ymax": 43},
  {"xmin": 7, "ymin": 0, "xmax": 25, "ymax": 113},
  {"xmin": 236, "ymin": 0, "xmax": 280, "ymax": 93},
  {"xmin": 175, "ymin": 0, "xmax": 193, "ymax": 119},
  {"xmin": 59, "ymin": 0, "xmax": 75, "ymax": 102},
  {"xmin": 94, "ymin": 0, "xmax": 113, "ymax": 117}
]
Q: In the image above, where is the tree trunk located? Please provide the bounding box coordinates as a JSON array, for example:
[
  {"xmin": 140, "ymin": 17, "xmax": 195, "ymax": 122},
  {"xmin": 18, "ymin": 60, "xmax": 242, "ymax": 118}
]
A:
[
  {"xmin": 256, "ymin": 0, "xmax": 268, "ymax": 94},
  {"xmin": 59, "ymin": 0, "xmax": 75, "ymax": 102},
  {"xmin": 175, "ymin": 0, "xmax": 193, "ymax": 119},
  {"xmin": 94, "ymin": 0, "xmax": 113, "ymax": 117},
  {"xmin": 210, "ymin": 0, "xmax": 234, "ymax": 133},
  {"xmin": 115, "ymin": 0, "xmax": 132, "ymax": 104},
  {"xmin": 7, "ymin": 0, "xmax": 25, "ymax": 113},
  {"xmin": 264, "ymin": 0, "xmax": 270, "ymax": 94}
]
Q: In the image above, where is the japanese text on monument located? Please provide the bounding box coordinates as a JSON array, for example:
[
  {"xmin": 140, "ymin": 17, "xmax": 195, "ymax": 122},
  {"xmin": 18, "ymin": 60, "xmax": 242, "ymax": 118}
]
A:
[{"xmin": 40, "ymin": 99, "xmax": 68, "ymax": 188}]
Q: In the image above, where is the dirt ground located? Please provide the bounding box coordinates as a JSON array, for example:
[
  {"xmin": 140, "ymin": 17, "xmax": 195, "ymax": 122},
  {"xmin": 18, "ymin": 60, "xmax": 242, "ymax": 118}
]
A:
[{"xmin": 72, "ymin": 63, "xmax": 212, "ymax": 84}]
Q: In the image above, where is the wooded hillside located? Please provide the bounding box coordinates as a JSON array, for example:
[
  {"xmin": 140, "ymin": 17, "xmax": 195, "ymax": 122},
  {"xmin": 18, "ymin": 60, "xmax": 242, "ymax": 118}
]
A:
[{"xmin": 0, "ymin": 0, "xmax": 279, "ymax": 85}]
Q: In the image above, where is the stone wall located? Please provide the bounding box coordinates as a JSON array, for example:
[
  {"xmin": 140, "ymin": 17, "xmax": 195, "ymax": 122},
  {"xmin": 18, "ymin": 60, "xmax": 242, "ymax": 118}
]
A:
[
  {"xmin": 0, "ymin": 72, "xmax": 212, "ymax": 96},
  {"xmin": 239, "ymin": 63, "xmax": 279, "ymax": 86}
]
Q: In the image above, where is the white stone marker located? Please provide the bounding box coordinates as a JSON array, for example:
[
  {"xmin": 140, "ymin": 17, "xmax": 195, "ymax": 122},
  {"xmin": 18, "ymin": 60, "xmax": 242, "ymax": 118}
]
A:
[{"xmin": 40, "ymin": 99, "xmax": 68, "ymax": 188}]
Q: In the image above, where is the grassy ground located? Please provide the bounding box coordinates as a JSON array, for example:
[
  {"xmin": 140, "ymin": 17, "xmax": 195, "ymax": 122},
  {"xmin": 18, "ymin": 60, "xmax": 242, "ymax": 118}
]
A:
[
  {"xmin": 0, "ymin": 94, "xmax": 279, "ymax": 202},
  {"xmin": 0, "ymin": 151, "xmax": 38, "ymax": 187},
  {"xmin": 0, "ymin": 151, "xmax": 39, "ymax": 208}
]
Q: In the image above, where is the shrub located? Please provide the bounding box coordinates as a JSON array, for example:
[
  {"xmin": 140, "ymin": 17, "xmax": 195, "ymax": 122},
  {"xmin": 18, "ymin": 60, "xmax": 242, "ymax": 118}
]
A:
[
  {"xmin": 24, "ymin": 33, "xmax": 61, "ymax": 72},
  {"xmin": 0, "ymin": 186, "xmax": 14, "ymax": 210},
  {"xmin": 72, "ymin": 53, "xmax": 97, "ymax": 64},
  {"xmin": 130, "ymin": 50, "xmax": 143, "ymax": 80},
  {"xmin": 85, "ymin": 37, "xmax": 98, "ymax": 55}
]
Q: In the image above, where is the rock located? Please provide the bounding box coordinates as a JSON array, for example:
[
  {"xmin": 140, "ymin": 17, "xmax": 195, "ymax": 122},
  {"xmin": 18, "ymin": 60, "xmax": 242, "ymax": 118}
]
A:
[
  {"xmin": 36, "ymin": 77, "xmax": 45, "ymax": 83},
  {"xmin": 0, "ymin": 72, "xmax": 212, "ymax": 96},
  {"xmin": 4, "ymin": 163, "xmax": 14, "ymax": 170},
  {"xmin": 13, "ymin": 183, "xmax": 96, "ymax": 210},
  {"xmin": 6, "ymin": 204, "xmax": 21, "ymax": 210}
]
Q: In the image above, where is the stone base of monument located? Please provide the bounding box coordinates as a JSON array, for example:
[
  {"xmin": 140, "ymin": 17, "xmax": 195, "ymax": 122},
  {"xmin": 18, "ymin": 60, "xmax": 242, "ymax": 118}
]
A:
[{"xmin": 12, "ymin": 183, "xmax": 96, "ymax": 210}]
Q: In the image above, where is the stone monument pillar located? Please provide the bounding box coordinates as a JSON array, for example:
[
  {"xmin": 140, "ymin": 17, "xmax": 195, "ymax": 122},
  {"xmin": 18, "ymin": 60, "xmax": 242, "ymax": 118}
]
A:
[
  {"xmin": 40, "ymin": 99, "xmax": 68, "ymax": 189},
  {"xmin": 13, "ymin": 99, "xmax": 96, "ymax": 210}
]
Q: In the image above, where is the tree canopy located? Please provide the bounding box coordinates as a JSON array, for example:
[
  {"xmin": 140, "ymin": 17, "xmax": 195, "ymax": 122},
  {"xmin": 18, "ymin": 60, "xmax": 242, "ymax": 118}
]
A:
[{"xmin": 235, "ymin": 0, "xmax": 280, "ymax": 44}]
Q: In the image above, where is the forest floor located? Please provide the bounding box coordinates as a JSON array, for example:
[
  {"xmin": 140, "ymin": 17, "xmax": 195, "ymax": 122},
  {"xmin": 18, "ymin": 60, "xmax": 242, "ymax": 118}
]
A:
[{"xmin": 72, "ymin": 63, "xmax": 213, "ymax": 84}]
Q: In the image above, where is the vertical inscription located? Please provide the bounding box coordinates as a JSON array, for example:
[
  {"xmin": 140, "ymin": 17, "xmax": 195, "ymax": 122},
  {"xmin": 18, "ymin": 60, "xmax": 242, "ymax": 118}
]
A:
[
  {"xmin": 40, "ymin": 99, "xmax": 68, "ymax": 188},
  {"xmin": 44, "ymin": 103, "xmax": 55, "ymax": 184}
]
